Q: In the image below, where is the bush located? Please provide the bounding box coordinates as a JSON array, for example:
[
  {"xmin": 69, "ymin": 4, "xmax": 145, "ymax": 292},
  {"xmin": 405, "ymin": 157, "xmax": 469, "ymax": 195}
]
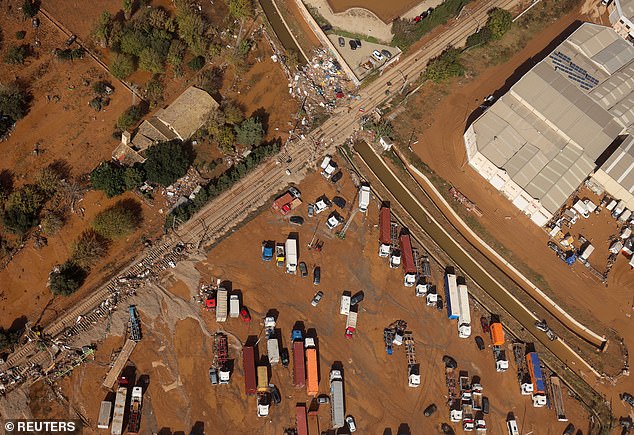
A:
[
  {"xmin": 0, "ymin": 83, "xmax": 30, "ymax": 120},
  {"xmin": 35, "ymin": 167, "xmax": 61, "ymax": 195},
  {"xmin": 15, "ymin": 31, "xmax": 26, "ymax": 40},
  {"xmin": 229, "ymin": 0, "xmax": 253, "ymax": 19},
  {"xmin": 40, "ymin": 211, "xmax": 65, "ymax": 235},
  {"xmin": 49, "ymin": 261, "xmax": 86, "ymax": 296},
  {"xmin": 144, "ymin": 139, "xmax": 191, "ymax": 186},
  {"xmin": 110, "ymin": 53, "xmax": 135, "ymax": 79},
  {"xmin": 90, "ymin": 161, "xmax": 126, "ymax": 197},
  {"xmin": 425, "ymin": 47, "xmax": 465, "ymax": 83},
  {"xmin": 139, "ymin": 48, "xmax": 165, "ymax": 73},
  {"xmin": 2, "ymin": 185, "xmax": 45, "ymax": 234},
  {"xmin": 93, "ymin": 81, "xmax": 113, "ymax": 95},
  {"xmin": 0, "ymin": 328, "xmax": 19, "ymax": 351},
  {"xmin": 124, "ymin": 165, "xmax": 145, "ymax": 190},
  {"xmin": 235, "ymin": 117, "xmax": 264, "ymax": 146},
  {"xmin": 466, "ymin": 27, "xmax": 492, "ymax": 48},
  {"xmin": 92, "ymin": 11, "xmax": 113, "ymax": 47},
  {"xmin": 145, "ymin": 75, "xmax": 164, "ymax": 107},
  {"xmin": 92, "ymin": 200, "xmax": 141, "ymax": 239},
  {"xmin": 22, "ymin": 0, "xmax": 40, "ymax": 18},
  {"xmin": 54, "ymin": 48, "xmax": 85, "ymax": 60},
  {"xmin": 487, "ymin": 8, "xmax": 513, "ymax": 40},
  {"xmin": 116, "ymin": 103, "xmax": 146, "ymax": 131},
  {"xmin": 187, "ymin": 55, "xmax": 205, "ymax": 71},
  {"xmin": 4, "ymin": 44, "xmax": 29, "ymax": 65},
  {"xmin": 71, "ymin": 230, "xmax": 109, "ymax": 268}
]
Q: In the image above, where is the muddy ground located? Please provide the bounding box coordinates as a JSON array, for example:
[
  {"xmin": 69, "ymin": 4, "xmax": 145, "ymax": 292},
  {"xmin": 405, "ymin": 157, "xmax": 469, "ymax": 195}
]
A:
[{"xmin": 326, "ymin": 0, "xmax": 422, "ymax": 23}]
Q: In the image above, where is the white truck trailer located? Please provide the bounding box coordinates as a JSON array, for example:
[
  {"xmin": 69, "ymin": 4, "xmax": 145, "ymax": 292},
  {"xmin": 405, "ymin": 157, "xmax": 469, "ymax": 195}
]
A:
[
  {"xmin": 111, "ymin": 385, "xmax": 128, "ymax": 435},
  {"xmin": 229, "ymin": 294, "xmax": 240, "ymax": 318},
  {"xmin": 216, "ymin": 288, "xmax": 228, "ymax": 322},
  {"xmin": 285, "ymin": 238, "xmax": 298, "ymax": 274},
  {"xmin": 457, "ymin": 284, "xmax": 472, "ymax": 338},
  {"xmin": 340, "ymin": 293, "xmax": 351, "ymax": 315},
  {"xmin": 330, "ymin": 370, "xmax": 345, "ymax": 429},
  {"xmin": 97, "ymin": 400, "xmax": 112, "ymax": 429},
  {"xmin": 358, "ymin": 185, "xmax": 371, "ymax": 212},
  {"xmin": 267, "ymin": 337, "xmax": 280, "ymax": 365}
]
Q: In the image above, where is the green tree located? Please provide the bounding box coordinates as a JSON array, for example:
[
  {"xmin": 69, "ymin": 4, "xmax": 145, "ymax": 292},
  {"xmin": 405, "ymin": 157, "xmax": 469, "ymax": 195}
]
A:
[
  {"xmin": 228, "ymin": 0, "xmax": 253, "ymax": 19},
  {"xmin": 486, "ymin": 8, "xmax": 512, "ymax": 40},
  {"xmin": 116, "ymin": 103, "xmax": 146, "ymax": 131},
  {"xmin": 167, "ymin": 39, "xmax": 186, "ymax": 67},
  {"xmin": 90, "ymin": 161, "xmax": 126, "ymax": 197},
  {"xmin": 187, "ymin": 55, "xmax": 205, "ymax": 71},
  {"xmin": 124, "ymin": 165, "xmax": 145, "ymax": 190},
  {"xmin": 92, "ymin": 200, "xmax": 141, "ymax": 239},
  {"xmin": 110, "ymin": 53, "xmax": 135, "ymax": 79},
  {"xmin": 22, "ymin": 0, "xmax": 40, "ymax": 18},
  {"xmin": 92, "ymin": 11, "xmax": 113, "ymax": 47},
  {"xmin": 123, "ymin": 0, "xmax": 134, "ymax": 20},
  {"xmin": 4, "ymin": 44, "xmax": 28, "ymax": 65},
  {"xmin": 139, "ymin": 48, "xmax": 164, "ymax": 73},
  {"xmin": 3, "ymin": 185, "xmax": 45, "ymax": 234},
  {"xmin": 466, "ymin": 27, "xmax": 492, "ymax": 48},
  {"xmin": 71, "ymin": 230, "xmax": 109, "ymax": 268},
  {"xmin": 145, "ymin": 75, "xmax": 165, "ymax": 108},
  {"xmin": 143, "ymin": 139, "xmax": 191, "ymax": 186},
  {"xmin": 40, "ymin": 211, "xmax": 64, "ymax": 235},
  {"xmin": 49, "ymin": 261, "xmax": 86, "ymax": 296},
  {"xmin": 0, "ymin": 328, "xmax": 20, "ymax": 351},
  {"xmin": 0, "ymin": 83, "xmax": 30, "ymax": 120},
  {"xmin": 234, "ymin": 117, "xmax": 264, "ymax": 146},
  {"xmin": 425, "ymin": 47, "xmax": 464, "ymax": 83},
  {"xmin": 216, "ymin": 125, "xmax": 235, "ymax": 153},
  {"xmin": 222, "ymin": 100, "xmax": 244, "ymax": 125},
  {"xmin": 15, "ymin": 31, "xmax": 26, "ymax": 40},
  {"xmin": 176, "ymin": 11, "xmax": 207, "ymax": 56},
  {"xmin": 35, "ymin": 167, "xmax": 61, "ymax": 195},
  {"xmin": 119, "ymin": 29, "xmax": 147, "ymax": 56},
  {"xmin": 148, "ymin": 8, "xmax": 168, "ymax": 29}
]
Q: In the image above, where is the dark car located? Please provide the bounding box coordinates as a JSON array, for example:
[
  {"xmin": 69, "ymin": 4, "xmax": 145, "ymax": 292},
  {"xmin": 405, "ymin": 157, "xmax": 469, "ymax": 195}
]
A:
[
  {"xmin": 480, "ymin": 316, "xmax": 490, "ymax": 333},
  {"xmin": 355, "ymin": 38, "xmax": 362, "ymax": 47},
  {"xmin": 321, "ymin": 24, "xmax": 332, "ymax": 31},
  {"xmin": 290, "ymin": 216, "xmax": 304, "ymax": 226},
  {"xmin": 281, "ymin": 348, "xmax": 289, "ymax": 367},
  {"xmin": 621, "ymin": 392, "xmax": 634, "ymax": 408},
  {"xmin": 330, "ymin": 171, "xmax": 343, "ymax": 183},
  {"xmin": 349, "ymin": 40, "xmax": 357, "ymax": 50},
  {"xmin": 442, "ymin": 355, "xmax": 457, "ymax": 369},
  {"xmin": 270, "ymin": 384, "xmax": 281, "ymax": 404},
  {"xmin": 440, "ymin": 423, "xmax": 456, "ymax": 435},
  {"xmin": 423, "ymin": 403, "xmax": 437, "ymax": 417},
  {"xmin": 313, "ymin": 266, "xmax": 321, "ymax": 285},
  {"xmin": 65, "ymin": 34, "xmax": 77, "ymax": 46},
  {"xmin": 381, "ymin": 49, "xmax": 392, "ymax": 59},
  {"xmin": 338, "ymin": 36, "xmax": 345, "ymax": 47},
  {"xmin": 299, "ymin": 262, "xmax": 308, "ymax": 277},
  {"xmin": 563, "ymin": 423, "xmax": 575, "ymax": 435},
  {"xmin": 482, "ymin": 396, "xmax": 489, "ymax": 414},
  {"xmin": 350, "ymin": 291, "xmax": 364, "ymax": 305},
  {"xmin": 332, "ymin": 196, "xmax": 346, "ymax": 208},
  {"xmin": 318, "ymin": 395, "xmax": 330, "ymax": 404},
  {"xmin": 436, "ymin": 297, "xmax": 443, "ymax": 311},
  {"xmin": 475, "ymin": 336, "xmax": 485, "ymax": 350}
]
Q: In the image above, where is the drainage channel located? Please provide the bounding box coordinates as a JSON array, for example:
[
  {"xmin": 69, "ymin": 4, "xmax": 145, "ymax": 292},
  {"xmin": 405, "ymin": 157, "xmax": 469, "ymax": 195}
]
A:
[{"xmin": 258, "ymin": 0, "xmax": 308, "ymax": 64}]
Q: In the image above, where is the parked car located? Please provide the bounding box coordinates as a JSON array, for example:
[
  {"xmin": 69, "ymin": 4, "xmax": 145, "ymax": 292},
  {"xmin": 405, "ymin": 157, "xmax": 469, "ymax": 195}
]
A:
[
  {"xmin": 354, "ymin": 38, "xmax": 362, "ymax": 47},
  {"xmin": 240, "ymin": 307, "xmax": 251, "ymax": 322},
  {"xmin": 313, "ymin": 266, "xmax": 321, "ymax": 285},
  {"xmin": 299, "ymin": 262, "xmax": 308, "ymax": 277},
  {"xmin": 281, "ymin": 348, "xmax": 290, "ymax": 367},
  {"xmin": 346, "ymin": 416, "xmax": 357, "ymax": 432},
  {"xmin": 372, "ymin": 50, "xmax": 384, "ymax": 61},
  {"xmin": 423, "ymin": 404, "xmax": 437, "ymax": 417},
  {"xmin": 307, "ymin": 203, "xmax": 315, "ymax": 217},
  {"xmin": 65, "ymin": 34, "xmax": 77, "ymax": 46},
  {"xmin": 441, "ymin": 423, "xmax": 456, "ymax": 435},
  {"xmin": 311, "ymin": 291, "xmax": 324, "ymax": 306},
  {"xmin": 317, "ymin": 395, "xmax": 330, "ymax": 404},
  {"xmin": 288, "ymin": 187, "xmax": 301, "ymax": 198},
  {"xmin": 321, "ymin": 24, "xmax": 332, "ymax": 31},
  {"xmin": 621, "ymin": 392, "xmax": 634, "ymax": 408},
  {"xmin": 480, "ymin": 316, "xmax": 490, "ymax": 333},
  {"xmin": 475, "ymin": 336, "xmax": 485, "ymax": 350},
  {"xmin": 350, "ymin": 291, "xmax": 364, "ymax": 305},
  {"xmin": 338, "ymin": 36, "xmax": 345, "ymax": 47},
  {"xmin": 436, "ymin": 297, "xmax": 443, "ymax": 311},
  {"xmin": 289, "ymin": 216, "xmax": 304, "ymax": 226},
  {"xmin": 31, "ymin": 17, "xmax": 40, "ymax": 28},
  {"xmin": 270, "ymin": 384, "xmax": 281, "ymax": 404},
  {"xmin": 563, "ymin": 423, "xmax": 575, "ymax": 435},
  {"xmin": 209, "ymin": 368, "xmax": 218, "ymax": 385},
  {"xmin": 381, "ymin": 49, "xmax": 392, "ymax": 59},
  {"xmin": 349, "ymin": 40, "xmax": 357, "ymax": 50},
  {"xmin": 332, "ymin": 196, "xmax": 346, "ymax": 208},
  {"xmin": 535, "ymin": 319, "xmax": 549, "ymax": 332},
  {"xmin": 442, "ymin": 355, "xmax": 457, "ymax": 369},
  {"xmin": 482, "ymin": 396, "xmax": 490, "ymax": 414},
  {"xmin": 330, "ymin": 170, "xmax": 343, "ymax": 183}
]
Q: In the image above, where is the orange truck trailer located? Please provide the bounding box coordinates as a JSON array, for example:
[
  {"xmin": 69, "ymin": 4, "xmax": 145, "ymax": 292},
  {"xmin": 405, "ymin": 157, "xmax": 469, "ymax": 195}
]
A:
[
  {"xmin": 490, "ymin": 322, "xmax": 505, "ymax": 346},
  {"xmin": 305, "ymin": 338, "xmax": 319, "ymax": 396}
]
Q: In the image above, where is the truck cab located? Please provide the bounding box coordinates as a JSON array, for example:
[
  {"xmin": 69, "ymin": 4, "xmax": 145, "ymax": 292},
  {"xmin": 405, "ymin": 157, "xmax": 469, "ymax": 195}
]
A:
[
  {"xmin": 257, "ymin": 392, "xmax": 271, "ymax": 417},
  {"xmin": 390, "ymin": 249, "xmax": 401, "ymax": 268},
  {"xmin": 261, "ymin": 241, "xmax": 274, "ymax": 261}
]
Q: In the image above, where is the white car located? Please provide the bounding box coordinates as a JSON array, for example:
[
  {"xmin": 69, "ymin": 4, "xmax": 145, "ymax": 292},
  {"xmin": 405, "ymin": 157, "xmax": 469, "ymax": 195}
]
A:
[
  {"xmin": 346, "ymin": 415, "xmax": 357, "ymax": 432},
  {"xmin": 372, "ymin": 50, "xmax": 384, "ymax": 61}
]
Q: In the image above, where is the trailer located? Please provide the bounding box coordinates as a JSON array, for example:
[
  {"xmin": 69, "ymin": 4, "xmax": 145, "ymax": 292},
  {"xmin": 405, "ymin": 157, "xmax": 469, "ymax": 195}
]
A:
[
  {"xmin": 257, "ymin": 365, "xmax": 269, "ymax": 392},
  {"xmin": 340, "ymin": 292, "xmax": 351, "ymax": 315},
  {"xmin": 267, "ymin": 337, "xmax": 280, "ymax": 365},
  {"xmin": 243, "ymin": 345, "xmax": 257, "ymax": 395},
  {"xmin": 285, "ymin": 238, "xmax": 298, "ymax": 274},
  {"xmin": 399, "ymin": 233, "xmax": 417, "ymax": 286},
  {"xmin": 457, "ymin": 284, "xmax": 471, "ymax": 338},
  {"xmin": 490, "ymin": 322, "xmax": 504, "ymax": 346},
  {"xmin": 330, "ymin": 370, "xmax": 345, "ymax": 429},
  {"xmin": 472, "ymin": 386, "xmax": 483, "ymax": 411},
  {"xmin": 296, "ymin": 404, "xmax": 309, "ymax": 435},
  {"xmin": 272, "ymin": 192, "xmax": 298, "ymax": 215},
  {"xmin": 229, "ymin": 294, "xmax": 240, "ymax": 318},
  {"xmin": 292, "ymin": 331, "xmax": 306, "ymax": 388},
  {"xmin": 550, "ymin": 375, "xmax": 568, "ymax": 421},
  {"xmin": 216, "ymin": 288, "xmax": 228, "ymax": 322},
  {"xmin": 111, "ymin": 379, "xmax": 129, "ymax": 435},
  {"xmin": 404, "ymin": 333, "xmax": 420, "ymax": 387},
  {"xmin": 127, "ymin": 386, "xmax": 143, "ymax": 435},
  {"xmin": 526, "ymin": 352, "xmax": 547, "ymax": 407},
  {"xmin": 305, "ymin": 338, "xmax": 319, "ymax": 396},
  {"xmin": 379, "ymin": 206, "xmax": 392, "ymax": 257},
  {"xmin": 308, "ymin": 410, "xmax": 320, "ymax": 435},
  {"xmin": 345, "ymin": 309, "xmax": 358, "ymax": 339},
  {"xmin": 358, "ymin": 185, "xmax": 371, "ymax": 212},
  {"xmin": 421, "ymin": 255, "xmax": 431, "ymax": 277},
  {"xmin": 445, "ymin": 272, "xmax": 460, "ymax": 319},
  {"xmin": 128, "ymin": 305, "xmax": 142, "ymax": 342},
  {"xmin": 97, "ymin": 401, "xmax": 112, "ymax": 429}
]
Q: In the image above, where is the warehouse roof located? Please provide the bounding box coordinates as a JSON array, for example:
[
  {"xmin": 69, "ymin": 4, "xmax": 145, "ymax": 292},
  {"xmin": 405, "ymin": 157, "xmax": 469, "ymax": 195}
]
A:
[
  {"xmin": 470, "ymin": 23, "xmax": 634, "ymax": 214},
  {"xmin": 599, "ymin": 135, "xmax": 634, "ymax": 193}
]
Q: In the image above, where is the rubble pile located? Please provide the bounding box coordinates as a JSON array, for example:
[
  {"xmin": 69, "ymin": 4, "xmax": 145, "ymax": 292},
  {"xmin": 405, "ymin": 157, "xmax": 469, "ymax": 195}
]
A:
[{"xmin": 162, "ymin": 168, "xmax": 205, "ymax": 210}]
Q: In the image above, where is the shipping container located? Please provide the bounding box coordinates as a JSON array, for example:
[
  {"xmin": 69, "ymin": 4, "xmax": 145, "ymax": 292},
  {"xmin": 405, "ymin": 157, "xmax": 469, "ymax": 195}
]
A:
[
  {"xmin": 229, "ymin": 294, "xmax": 240, "ymax": 318},
  {"xmin": 305, "ymin": 338, "xmax": 319, "ymax": 396},
  {"xmin": 97, "ymin": 401, "xmax": 112, "ymax": 429},
  {"xmin": 292, "ymin": 340, "xmax": 306, "ymax": 388},
  {"xmin": 267, "ymin": 337, "xmax": 280, "ymax": 365},
  {"xmin": 257, "ymin": 365, "xmax": 269, "ymax": 392},
  {"xmin": 379, "ymin": 206, "xmax": 391, "ymax": 257},
  {"xmin": 444, "ymin": 273, "xmax": 460, "ymax": 319},
  {"xmin": 243, "ymin": 345, "xmax": 257, "ymax": 395},
  {"xmin": 308, "ymin": 410, "xmax": 320, "ymax": 434},
  {"xmin": 399, "ymin": 233, "xmax": 417, "ymax": 286},
  {"xmin": 296, "ymin": 404, "xmax": 309, "ymax": 435},
  {"xmin": 330, "ymin": 370, "xmax": 345, "ymax": 428},
  {"xmin": 111, "ymin": 385, "xmax": 128, "ymax": 435},
  {"xmin": 216, "ymin": 288, "xmax": 228, "ymax": 322},
  {"xmin": 457, "ymin": 284, "xmax": 471, "ymax": 338},
  {"xmin": 490, "ymin": 322, "xmax": 505, "ymax": 346}
]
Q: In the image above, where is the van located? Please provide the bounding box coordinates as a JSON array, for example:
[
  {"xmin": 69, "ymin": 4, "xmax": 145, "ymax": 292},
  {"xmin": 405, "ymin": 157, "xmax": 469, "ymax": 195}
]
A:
[
  {"xmin": 507, "ymin": 418, "xmax": 520, "ymax": 435},
  {"xmin": 573, "ymin": 200, "xmax": 590, "ymax": 218}
]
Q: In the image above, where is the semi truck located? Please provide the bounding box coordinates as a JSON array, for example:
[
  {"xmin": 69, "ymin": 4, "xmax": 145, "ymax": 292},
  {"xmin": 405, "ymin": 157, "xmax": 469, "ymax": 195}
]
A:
[
  {"xmin": 111, "ymin": 379, "xmax": 128, "ymax": 435},
  {"xmin": 472, "ymin": 384, "xmax": 483, "ymax": 410},
  {"xmin": 292, "ymin": 330, "xmax": 306, "ymax": 388},
  {"xmin": 261, "ymin": 241, "xmax": 274, "ymax": 261},
  {"xmin": 390, "ymin": 247, "xmax": 401, "ymax": 268},
  {"xmin": 305, "ymin": 338, "xmax": 319, "ymax": 396},
  {"xmin": 97, "ymin": 400, "xmax": 112, "ymax": 429},
  {"xmin": 229, "ymin": 294, "xmax": 240, "ymax": 318},
  {"xmin": 457, "ymin": 284, "xmax": 471, "ymax": 338},
  {"xmin": 276, "ymin": 244, "xmax": 285, "ymax": 267},
  {"xmin": 127, "ymin": 386, "xmax": 143, "ymax": 435},
  {"xmin": 379, "ymin": 206, "xmax": 391, "ymax": 257},
  {"xmin": 257, "ymin": 392, "xmax": 270, "ymax": 417},
  {"xmin": 399, "ymin": 233, "xmax": 417, "ymax": 286},
  {"xmin": 358, "ymin": 185, "xmax": 371, "ymax": 212},
  {"xmin": 216, "ymin": 288, "xmax": 228, "ymax": 322},
  {"xmin": 296, "ymin": 404, "xmax": 308, "ymax": 435},
  {"xmin": 243, "ymin": 345, "xmax": 257, "ymax": 395},
  {"xmin": 526, "ymin": 352, "xmax": 547, "ymax": 407},
  {"xmin": 445, "ymin": 272, "xmax": 460, "ymax": 320},
  {"xmin": 345, "ymin": 309, "xmax": 358, "ymax": 339},
  {"xmin": 330, "ymin": 370, "xmax": 345, "ymax": 429},
  {"xmin": 285, "ymin": 238, "xmax": 298, "ymax": 274}
]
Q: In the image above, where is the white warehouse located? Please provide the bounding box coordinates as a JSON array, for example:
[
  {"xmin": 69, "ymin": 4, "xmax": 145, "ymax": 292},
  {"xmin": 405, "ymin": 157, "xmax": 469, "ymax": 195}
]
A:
[{"xmin": 464, "ymin": 23, "xmax": 634, "ymax": 226}]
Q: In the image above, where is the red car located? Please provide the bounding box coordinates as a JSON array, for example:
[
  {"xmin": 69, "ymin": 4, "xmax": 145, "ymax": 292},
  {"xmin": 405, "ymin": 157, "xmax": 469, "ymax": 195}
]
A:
[
  {"xmin": 240, "ymin": 307, "xmax": 252, "ymax": 322},
  {"xmin": 480, "ymin": 317, "xmax": 490, "ymax": 334}
]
